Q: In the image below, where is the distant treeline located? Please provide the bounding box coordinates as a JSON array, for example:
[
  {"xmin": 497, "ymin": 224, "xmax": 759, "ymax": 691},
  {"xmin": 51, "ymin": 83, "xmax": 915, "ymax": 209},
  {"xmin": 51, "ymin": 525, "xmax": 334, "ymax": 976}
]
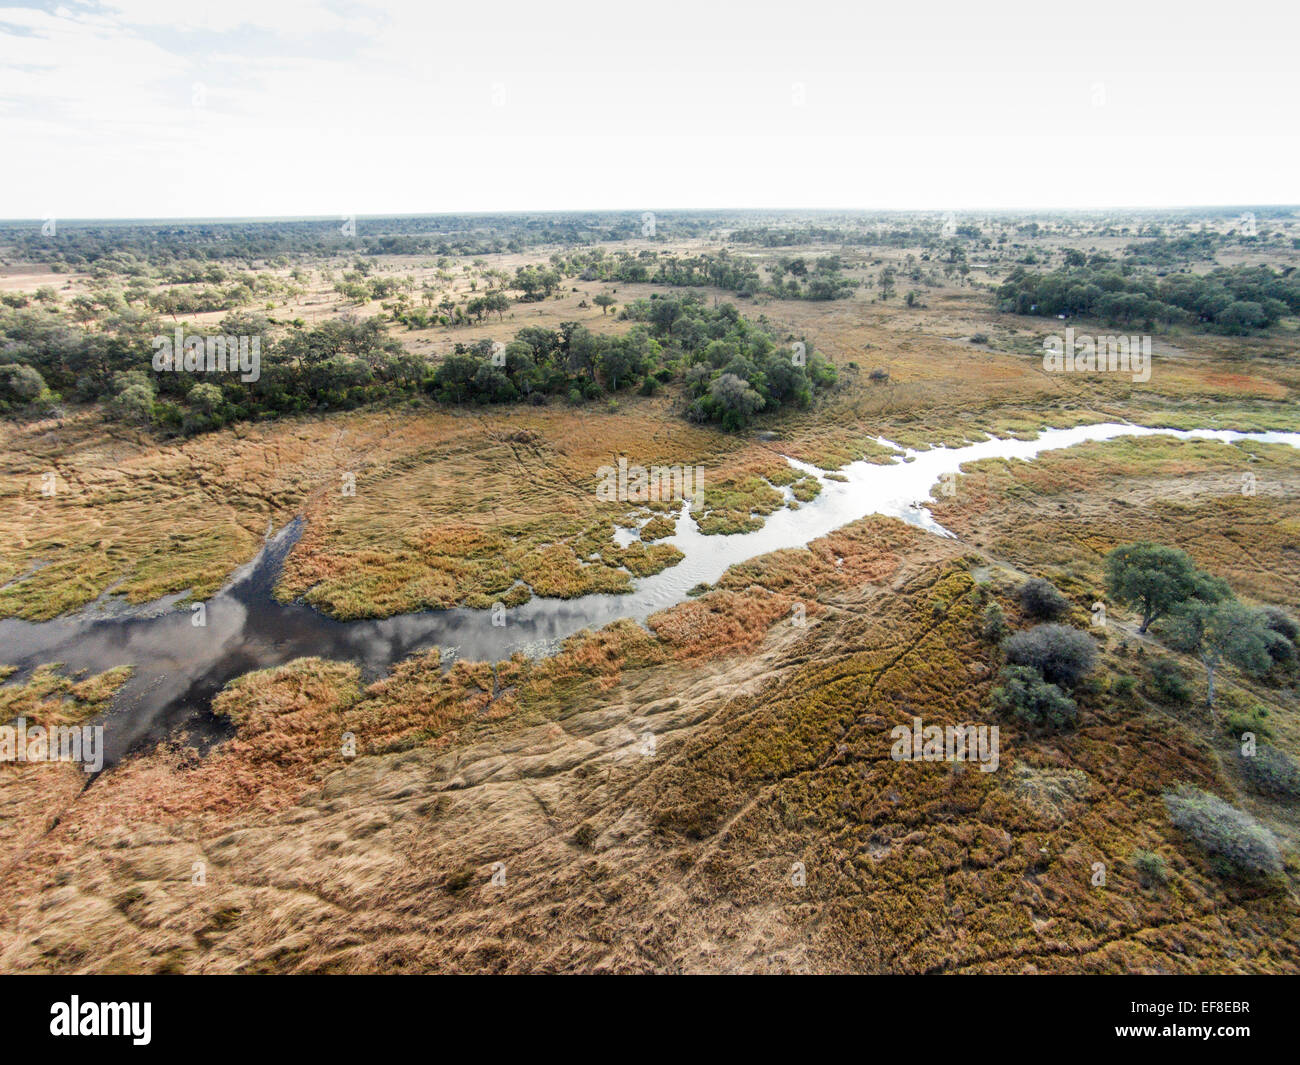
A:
[
  {"xmin": 0, "ymin": 212, "xmax": 728, "ymax": 271},
  {"xmin": 551, "ymin": 248, "xmax": 856, "ymax": 301},
  {"xmin": 0, "ymin": 293, "xmax": 834, "ymax": 435},
  {"xmin": 727, "ymin": 223, "xmax": 977, "ymax": 248},
  {"xmin": 996, "ymin": 263, "xmax": 1300, "ymax": 334}
]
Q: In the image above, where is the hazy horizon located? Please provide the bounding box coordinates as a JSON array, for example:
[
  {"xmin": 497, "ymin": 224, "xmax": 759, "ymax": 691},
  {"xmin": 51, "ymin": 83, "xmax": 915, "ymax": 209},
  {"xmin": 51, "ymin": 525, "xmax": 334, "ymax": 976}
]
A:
[{"xmin": 2, "ymin": 204, "xmax": 1297, "ymax": 227}]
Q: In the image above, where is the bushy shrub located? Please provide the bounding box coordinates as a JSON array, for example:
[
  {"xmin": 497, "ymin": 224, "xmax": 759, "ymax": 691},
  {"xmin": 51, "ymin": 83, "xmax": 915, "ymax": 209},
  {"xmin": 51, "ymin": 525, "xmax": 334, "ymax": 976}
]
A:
[
  {"xmin": 1146, "ymin": 657, "xmax": 1191, "ymax": 705},
  {"xmin": 0, "ymin": 362, "xmax": 46, "ymax": 405},
  {"xmin": 107, "ymin": 383, "xmax": 156, "ymax": 425},
  {"xmin": 990, "ymin": 664, "xmax": 1078, "ymax": 729},
  {"xmin": 981, "ymin": 602, "xmax": 1007, "ymax": 642},
  {"xmin": 1239, "ymin": 744, "xmax": 1300, "ymax": 798},
  {"xmin": 186, "ymin": 381, "xmax": 224, "ymax": 414},
  {"xmin": 1261, "ymin": 605, "xmax": 1299, "ymax": 645},
  {"xmin": 1018, "ymin": 577, "xmax": 1069, "ymax": 620},
  {"xmin": 1003, "ymin": 624, "xmax": 1097, "ymax": 689},
  {"xmin": 1163, "ymin": 786, "xmax": 1282, "ymax": 879},
  {"xmin": 1260, "ymin": 606, "xmax": 1299, "ymax": 668},
  {"xmin": 1130, "ymin": 849, "xmax": 1168, "ymax": 886},
  {"xmin": 1219, "ymin": 688, "xmax": 1272, "ymax": 741}
]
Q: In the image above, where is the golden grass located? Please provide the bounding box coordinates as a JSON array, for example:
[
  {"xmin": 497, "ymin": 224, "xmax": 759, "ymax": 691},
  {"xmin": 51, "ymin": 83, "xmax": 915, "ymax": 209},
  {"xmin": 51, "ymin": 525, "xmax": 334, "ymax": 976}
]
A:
[
  {"xmin": 1, "ymin": 230, "xmax": 1299, "ymax": 973},
  {"xmin": 0, "ymin": 663, "xmax": 132, "ymax": 727}
]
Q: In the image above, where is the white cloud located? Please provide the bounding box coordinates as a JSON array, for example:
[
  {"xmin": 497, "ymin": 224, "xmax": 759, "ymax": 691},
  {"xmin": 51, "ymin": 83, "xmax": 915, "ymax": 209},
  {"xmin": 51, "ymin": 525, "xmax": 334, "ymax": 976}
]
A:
[{"xmin": 2, "ymin": 0, "xmax": 1297, "ymax": 217}]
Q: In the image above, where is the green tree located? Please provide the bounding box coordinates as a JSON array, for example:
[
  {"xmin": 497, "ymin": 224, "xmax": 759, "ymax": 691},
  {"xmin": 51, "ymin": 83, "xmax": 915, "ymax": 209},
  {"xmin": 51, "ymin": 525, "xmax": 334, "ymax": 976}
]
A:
[
  {"xmin": 707, "ymin": 372, "xmax": 765, "ymax": 430},
  {"xmin": 187, "ymin": 381, "xmax": 223, "ymax": 414},
  {"xmin": 1104, "ymin": 542, "xmax": 1228, "ymax": 633},
  {"xmin": 1159, "ymin": 601, "xmax": 1275, "ymax": 713},
  {"xmin": 0, "ymin": 363, "xmax": 47, "ymax": 405}
]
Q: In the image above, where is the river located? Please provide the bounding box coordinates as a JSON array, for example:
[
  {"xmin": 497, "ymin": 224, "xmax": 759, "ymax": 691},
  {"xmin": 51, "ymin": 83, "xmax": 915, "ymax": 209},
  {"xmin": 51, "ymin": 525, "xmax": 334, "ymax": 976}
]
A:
[{"xmin": 2, "ymin": 422, "xmax": 1295, "ymax": 765}]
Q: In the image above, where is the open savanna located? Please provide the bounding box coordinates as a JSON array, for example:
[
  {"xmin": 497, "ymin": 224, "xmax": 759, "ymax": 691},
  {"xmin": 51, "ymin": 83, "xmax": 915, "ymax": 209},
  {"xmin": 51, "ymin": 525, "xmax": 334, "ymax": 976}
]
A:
[
  {"xmin": 2, "ymin": 216, "xmax": 1299, "ymax": 974},
  {"xmin": 11, "ymin": 222, "xmax": 1300, "ymax": 620}
]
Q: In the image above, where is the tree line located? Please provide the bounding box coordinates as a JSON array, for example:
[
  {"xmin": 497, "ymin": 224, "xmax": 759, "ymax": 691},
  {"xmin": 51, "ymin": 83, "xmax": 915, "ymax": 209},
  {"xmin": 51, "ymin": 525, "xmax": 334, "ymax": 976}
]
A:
[
  {"xmin": 1, "ymin": 293, "xmax": 835, "ymax": 435},
  {"xmin": 997, "ymin": 262, "xmax": 1300, "ymax": 334}
]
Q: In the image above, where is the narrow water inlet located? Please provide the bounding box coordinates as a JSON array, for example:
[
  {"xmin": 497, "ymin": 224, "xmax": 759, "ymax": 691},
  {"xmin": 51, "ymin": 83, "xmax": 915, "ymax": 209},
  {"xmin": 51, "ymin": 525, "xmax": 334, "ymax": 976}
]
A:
[{"xmin": 2, "ymin": 422, "xmax": 1296, "ymax": 766}]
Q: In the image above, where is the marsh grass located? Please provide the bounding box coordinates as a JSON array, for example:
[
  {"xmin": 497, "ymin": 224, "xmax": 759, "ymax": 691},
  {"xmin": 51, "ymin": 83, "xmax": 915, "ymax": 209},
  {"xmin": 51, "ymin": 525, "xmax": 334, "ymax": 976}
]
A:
[{"xmin": 0, "ymin": 663, "xmax": 133, "ymax": 727}]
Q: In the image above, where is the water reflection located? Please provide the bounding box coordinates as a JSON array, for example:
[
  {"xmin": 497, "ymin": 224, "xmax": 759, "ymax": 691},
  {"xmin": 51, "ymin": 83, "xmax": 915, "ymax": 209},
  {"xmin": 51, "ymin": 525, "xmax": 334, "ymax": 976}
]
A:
[{"xmin": 2, "ymin": 423, "xmax": 1295, "ymax": 764}]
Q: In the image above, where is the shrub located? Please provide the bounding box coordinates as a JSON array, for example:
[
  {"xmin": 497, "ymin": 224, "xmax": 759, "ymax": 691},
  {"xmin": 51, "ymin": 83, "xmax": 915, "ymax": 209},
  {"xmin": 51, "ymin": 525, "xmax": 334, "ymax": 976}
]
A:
[
  {"xmin": 980, "ymin": 602, "xmax": 1007, "ymax": 642},
  {"xmin": 107, "ymin": 383, "xmax": 156, "ymax": 426},
  {"xmin": 1111, "ymin": 674, "xmax": 1136, "ymax": 699},
  {"xmin": 1239, "ymin": 744, "xmax": 1300, "ymax": 798},
  {"xmin": 1260, "ymin": 606, "xmax": 1298, "ymax": 668},
  {"xmin": 1018, "ymin": 578, "xmax": 1069, "ymax": 620},
  {"xmin": 1003, "ymin": 624, "xmax": 1097, "ymax": 689},
  {"xmin": 187, "ymin": 382, "xmax": 224, "ymax": 414},
  {"xmin": 970, "ymin": 333, "xmax": 990, "ymax": 345},
  {"xmin": 1163, "ymin": 786, "xmax": 1282, "ymax": 879},
  {"xmin": 0, "ymin": 362, "xmax": 47, "ymax": 405},
  {"xmin": 1146, "ymin": 657, "xmax": 1191, "ymax": 705},
  {"xmin": 1219, "ymin": 688, "xmax": 1272, "ymax": 740},
  {"xmin": 1130, "ymin": 849, "xmax": 1168, "ymax": 886},
  {"xmin": 990, "ymin": 664, "xmax": 1078, "ymax": 729},
  {"xmin": 1261, "ymin": 605, "xmax": 1299, "ymax": 645}
]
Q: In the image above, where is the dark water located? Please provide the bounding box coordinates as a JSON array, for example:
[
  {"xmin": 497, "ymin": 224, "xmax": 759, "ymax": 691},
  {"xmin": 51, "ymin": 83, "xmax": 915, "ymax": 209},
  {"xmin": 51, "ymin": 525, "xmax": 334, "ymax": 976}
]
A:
[
  {"xmin": 0, "ymin": 520, "xmax": 657, "ymax": 765},
  {"xmin": 3, "ymin": 423, "xmax": 1296, "ymax": 766}
]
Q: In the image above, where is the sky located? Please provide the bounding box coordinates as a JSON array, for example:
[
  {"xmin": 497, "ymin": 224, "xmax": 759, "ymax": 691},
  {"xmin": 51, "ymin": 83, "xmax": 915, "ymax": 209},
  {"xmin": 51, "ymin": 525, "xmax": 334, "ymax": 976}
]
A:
[{"xmin": 1, "ymin": 0, "xmax": 1297, "ymax": 219}]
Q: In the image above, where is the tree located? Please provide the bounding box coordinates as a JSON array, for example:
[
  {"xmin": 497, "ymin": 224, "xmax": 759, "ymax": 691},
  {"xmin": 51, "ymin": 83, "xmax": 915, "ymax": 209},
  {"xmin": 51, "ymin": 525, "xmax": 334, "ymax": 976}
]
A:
[
  {"xmin": 1159, "ymin": 600, "xmax": 1274, "ymax": 713},
  {"xmin": 594, "ymin": 292, "xmax": 615, "ymax": 316},
  {"xmin": 512, "ymin": 266, "xmax": 560, "ymax": 301},
  {"xmin": 485, "ymin": 292, "xmax": 511, "ymax": 321},
  {"xmin": 597, "ymin": 340, "xmax": 639, "ymax": 392},
  {"xmin": 0, "ymin": 363, "xmax": 47, "ymax": 405},
  {"xmin": 431, "ymin": 353, "xmax": 479, "ymax": 404},
  {"xmin": 1104, "ymin": 542, "xmax": 1228, "ymax": 633},
  {"xmin": 878, "ymin": 266, "xmax": 896, "ymax": 300},
  {"xmin": 186, "ymin": 382, "xmax": 223, "ymax": 414},
  {"xmin": 708, "ymin": 372, "xmax": 765, "ymax": 430}
]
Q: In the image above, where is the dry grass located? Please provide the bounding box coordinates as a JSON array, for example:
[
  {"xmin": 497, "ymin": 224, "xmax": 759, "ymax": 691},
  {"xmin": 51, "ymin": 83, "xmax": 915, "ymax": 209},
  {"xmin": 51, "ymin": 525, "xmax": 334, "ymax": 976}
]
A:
[
  {"xmin": 1, "ymin": 227, "xmax": 1299, "ymax": 973},
  {"xmin": 3, "ymin": 508, "xmax": 1297, "ymax": 973}
]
